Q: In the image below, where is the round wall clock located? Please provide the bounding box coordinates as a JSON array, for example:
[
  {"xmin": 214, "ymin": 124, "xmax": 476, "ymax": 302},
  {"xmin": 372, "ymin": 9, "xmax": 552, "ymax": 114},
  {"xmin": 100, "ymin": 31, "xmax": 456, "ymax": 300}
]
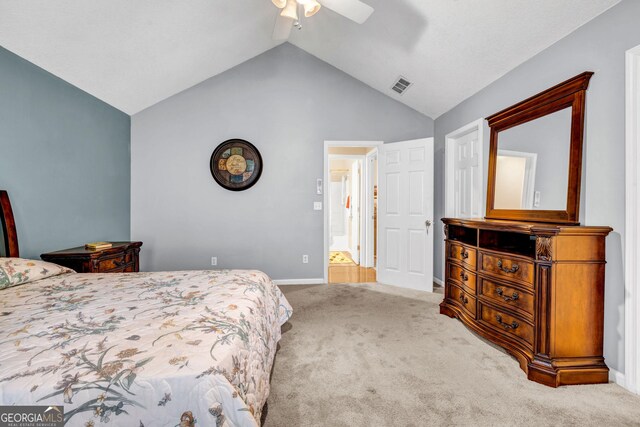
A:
[{"xmin": 210, "ymin": 139, "xmax": 263, "ymax": 191}]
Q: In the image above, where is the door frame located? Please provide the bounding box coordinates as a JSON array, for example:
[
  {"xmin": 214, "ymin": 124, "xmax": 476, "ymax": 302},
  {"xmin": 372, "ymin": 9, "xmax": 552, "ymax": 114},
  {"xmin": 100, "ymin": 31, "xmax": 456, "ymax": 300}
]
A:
[
  {"xmin": 444, "ymin": 118, "xmax": 485, "ymax": 218},
  {"xmin": 324, "ymin": 141, "xmax": 383, "ymax": 284},
  {"xmin": 365, "ymin": 150, "xmax": 378, "ymax": 268},
  {"xmin": 625, "ymin": 44, "xmax": 640, "ymax": 394}
]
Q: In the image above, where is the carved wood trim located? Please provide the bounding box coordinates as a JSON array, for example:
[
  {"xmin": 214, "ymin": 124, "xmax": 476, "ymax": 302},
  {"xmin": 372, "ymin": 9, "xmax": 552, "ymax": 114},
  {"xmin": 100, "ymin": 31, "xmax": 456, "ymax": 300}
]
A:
[{"xmin": 536, "ymin": 237, "xmax": 553, "ymax": 261}]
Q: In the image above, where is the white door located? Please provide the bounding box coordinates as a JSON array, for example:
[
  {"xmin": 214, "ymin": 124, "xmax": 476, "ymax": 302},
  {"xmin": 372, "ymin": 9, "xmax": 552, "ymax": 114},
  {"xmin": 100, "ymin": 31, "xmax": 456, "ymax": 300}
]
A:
[
  {"xmin": 378, "ymin": 138, "xmax": 434, "ymax": 291},
  {"xmin": 350, "ymin": 160, "xmax": 360, "ymax": 264},
  {"xmin": 449, "ymin": 129, "xmax": 482, "ymax": 218},
  {"xmin": 445, "ymin": 120, "xmax": 484, "ymax": 219}
]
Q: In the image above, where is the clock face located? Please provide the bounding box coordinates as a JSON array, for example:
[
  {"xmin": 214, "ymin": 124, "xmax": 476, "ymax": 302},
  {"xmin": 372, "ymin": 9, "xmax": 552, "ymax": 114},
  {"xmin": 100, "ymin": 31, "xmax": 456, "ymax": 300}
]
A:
[{"xmin": 210, "ymin": 139, "xmax": 263, "ymax": 191}]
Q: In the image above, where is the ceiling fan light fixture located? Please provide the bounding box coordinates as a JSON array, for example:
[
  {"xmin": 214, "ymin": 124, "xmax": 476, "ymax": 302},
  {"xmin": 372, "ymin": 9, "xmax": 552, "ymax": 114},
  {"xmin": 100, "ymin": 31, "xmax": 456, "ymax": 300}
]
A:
[
  {"xmin": 271, "ymin": 0, "xmax": 287, "ymax": 8},
  {"xmin": 280, "ymin": 0, "xmax": 299, "ymax": 20},
  {"xmin": 304, "ymin": 1, "xmax": 321, "ymax": 17}
]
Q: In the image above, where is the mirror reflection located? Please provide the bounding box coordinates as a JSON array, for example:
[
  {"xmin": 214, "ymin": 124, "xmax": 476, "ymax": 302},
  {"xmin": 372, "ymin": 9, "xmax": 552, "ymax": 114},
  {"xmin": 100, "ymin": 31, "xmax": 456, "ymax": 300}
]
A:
[{"xmin": 493, "ymin": 107, "xmax": 572, "ymax": 210}]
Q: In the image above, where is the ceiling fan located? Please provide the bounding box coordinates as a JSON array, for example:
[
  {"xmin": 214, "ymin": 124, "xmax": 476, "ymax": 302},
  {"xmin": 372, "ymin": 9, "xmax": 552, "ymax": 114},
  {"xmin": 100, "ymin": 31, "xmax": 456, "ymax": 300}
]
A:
[{"xmin": 270, "ymin": 0, "xmax": 374, "ymax": 40}]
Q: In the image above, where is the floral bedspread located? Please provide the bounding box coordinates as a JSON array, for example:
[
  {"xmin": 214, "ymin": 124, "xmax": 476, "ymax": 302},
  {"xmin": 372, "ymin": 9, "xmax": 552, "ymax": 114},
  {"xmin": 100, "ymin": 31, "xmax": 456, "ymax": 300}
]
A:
[{"xmin": 0, "ymin": 269, "xmax": 292, "ymax": 426}]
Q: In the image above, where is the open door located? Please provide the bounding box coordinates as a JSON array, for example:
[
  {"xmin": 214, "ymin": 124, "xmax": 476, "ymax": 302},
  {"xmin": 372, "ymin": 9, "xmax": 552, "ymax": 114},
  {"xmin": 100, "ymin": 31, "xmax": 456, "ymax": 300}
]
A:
[{"xmin": 378, "ymin": 138, "xmax": 434, "ymax": 291}]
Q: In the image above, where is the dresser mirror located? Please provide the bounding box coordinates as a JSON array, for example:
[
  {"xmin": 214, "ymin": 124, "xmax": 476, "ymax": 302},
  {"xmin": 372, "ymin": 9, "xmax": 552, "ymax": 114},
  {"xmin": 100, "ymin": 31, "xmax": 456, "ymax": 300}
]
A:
[{"xmin": 486, "ymin": 72, "xmax": 593, "ymax": 224}]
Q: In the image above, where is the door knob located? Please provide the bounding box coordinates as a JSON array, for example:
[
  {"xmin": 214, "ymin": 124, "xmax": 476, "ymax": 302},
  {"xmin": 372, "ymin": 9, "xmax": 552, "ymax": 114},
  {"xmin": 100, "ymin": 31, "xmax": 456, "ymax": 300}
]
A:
[{"xmin": 425, "ymin": 219, "xmax": 432, "ymax": 234}]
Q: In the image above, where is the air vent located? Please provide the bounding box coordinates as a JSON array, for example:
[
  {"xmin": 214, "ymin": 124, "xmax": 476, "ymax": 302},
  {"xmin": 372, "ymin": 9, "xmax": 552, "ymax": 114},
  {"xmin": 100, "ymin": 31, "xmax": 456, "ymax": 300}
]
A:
[{"xmin": 391, "ymin": 76, "xmax": 412, "ymax": 95}]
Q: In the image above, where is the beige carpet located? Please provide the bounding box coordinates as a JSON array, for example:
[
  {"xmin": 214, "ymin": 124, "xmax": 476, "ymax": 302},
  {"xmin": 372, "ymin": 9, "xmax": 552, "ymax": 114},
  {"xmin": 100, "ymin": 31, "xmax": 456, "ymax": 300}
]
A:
[{"xmin": 264, "ymin": 283, "xmax": 640, "ymax": 426}]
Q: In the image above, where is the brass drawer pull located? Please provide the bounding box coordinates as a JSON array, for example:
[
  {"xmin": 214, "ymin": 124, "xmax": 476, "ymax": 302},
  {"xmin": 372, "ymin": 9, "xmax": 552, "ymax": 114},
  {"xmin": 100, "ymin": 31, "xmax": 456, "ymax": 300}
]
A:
[
  {"xmin": 497, "ymin": 259, "xmax": 519, "ymax": 274},
  {"xmin": 496, "ymin": 287, "xmax": 520, "ymax": 302},
  {"xmin": 459, "ymin": 294, "xmax": 469, "ymax": 305},
  {"xmin": 459, "ymin": 271, "xmax": 469, "ymax": 282},
  {"xmin": 460, "ymin": 248, "xmax": 469, "ymax": 259},
  {"xmin": 496, "ymin": 314, "xmax": 519, "ymax": 330},
  {"xmin": 113, "ymin": 259, "xmax": 126, "ymax": 267}
]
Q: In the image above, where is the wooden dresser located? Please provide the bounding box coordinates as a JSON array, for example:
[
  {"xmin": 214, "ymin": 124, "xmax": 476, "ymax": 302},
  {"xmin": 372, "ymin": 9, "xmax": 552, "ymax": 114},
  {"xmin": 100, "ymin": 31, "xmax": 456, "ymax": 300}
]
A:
[
  {"xmin": 41, "ymin": 242, "xmax": 142, "ymax": 273},
  {"xmin": 440, "ymin": 218, "xmax": 611, "ymax": 387}
]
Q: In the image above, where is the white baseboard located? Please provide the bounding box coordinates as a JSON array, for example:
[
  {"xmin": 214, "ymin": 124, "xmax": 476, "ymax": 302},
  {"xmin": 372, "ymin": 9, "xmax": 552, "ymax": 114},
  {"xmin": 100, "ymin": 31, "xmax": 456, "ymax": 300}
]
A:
[
  {"xmin": 609, "ymin": 368, "xmax": 626, "ymax": 387},
  {"xmin": 273, "ymin": 278, "xmax": 325, "ymax": 285},
  {"xmin": 433, "ymin": 277, "xmax": 444, "ymax": 286}
]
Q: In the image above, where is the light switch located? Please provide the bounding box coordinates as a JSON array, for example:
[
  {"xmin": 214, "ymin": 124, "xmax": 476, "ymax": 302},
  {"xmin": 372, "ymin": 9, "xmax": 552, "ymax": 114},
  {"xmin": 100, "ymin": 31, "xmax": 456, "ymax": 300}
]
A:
[
  {"xmin": 316, "ymin": 179, "xmax": 323, "ymax": 195},
  {"xmin": 314, "ymin": 202, "xmax": 322, "ymax": 210}
]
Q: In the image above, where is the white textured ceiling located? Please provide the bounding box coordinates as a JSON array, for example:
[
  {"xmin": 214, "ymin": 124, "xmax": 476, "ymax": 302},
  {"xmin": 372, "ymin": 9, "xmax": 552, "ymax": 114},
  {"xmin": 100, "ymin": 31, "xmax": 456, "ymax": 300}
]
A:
[{"xmin": 0, "ymin": 0, "xmax": 620, "ymax": 117}]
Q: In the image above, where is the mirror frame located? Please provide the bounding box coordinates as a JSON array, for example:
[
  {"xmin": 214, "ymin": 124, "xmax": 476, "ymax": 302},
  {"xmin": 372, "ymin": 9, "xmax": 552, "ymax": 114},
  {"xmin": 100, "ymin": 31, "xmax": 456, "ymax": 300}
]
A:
[{"xmin": 485, "ymin": 72, "xmax": 593, "ymax": 224}]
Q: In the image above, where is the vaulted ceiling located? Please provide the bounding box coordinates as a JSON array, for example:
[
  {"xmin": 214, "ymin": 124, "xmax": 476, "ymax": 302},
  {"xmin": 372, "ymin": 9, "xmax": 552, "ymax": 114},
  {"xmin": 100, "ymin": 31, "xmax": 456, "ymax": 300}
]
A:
[{"xmin": 0, "ymin": 0, "xmax": 620, "ymax": 117}]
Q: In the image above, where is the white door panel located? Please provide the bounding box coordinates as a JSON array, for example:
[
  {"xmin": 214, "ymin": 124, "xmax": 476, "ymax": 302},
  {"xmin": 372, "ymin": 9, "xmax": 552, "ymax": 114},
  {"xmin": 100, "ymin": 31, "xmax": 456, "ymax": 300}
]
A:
[
  {"xmin": 448, "ymin": 127, "xmax": 482, "ymax": 218},
  {"xmin": 378, "ymin": 138, "xmax": 434, "ymax": 292}
]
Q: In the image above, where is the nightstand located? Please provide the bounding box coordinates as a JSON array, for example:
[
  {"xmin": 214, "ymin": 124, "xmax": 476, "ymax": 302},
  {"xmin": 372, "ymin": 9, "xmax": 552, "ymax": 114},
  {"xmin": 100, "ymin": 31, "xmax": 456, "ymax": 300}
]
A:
[{"xmin": 41, "ymin": 241, "xmax": 142, "ymax": 273}]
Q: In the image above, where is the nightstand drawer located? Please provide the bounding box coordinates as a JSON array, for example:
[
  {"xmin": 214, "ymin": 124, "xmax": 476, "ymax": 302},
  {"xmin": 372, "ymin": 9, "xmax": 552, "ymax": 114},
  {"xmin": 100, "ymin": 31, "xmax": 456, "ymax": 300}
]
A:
[{"xmin": 97, "ymin": 253, "xmax": 130, "ymax": 272}]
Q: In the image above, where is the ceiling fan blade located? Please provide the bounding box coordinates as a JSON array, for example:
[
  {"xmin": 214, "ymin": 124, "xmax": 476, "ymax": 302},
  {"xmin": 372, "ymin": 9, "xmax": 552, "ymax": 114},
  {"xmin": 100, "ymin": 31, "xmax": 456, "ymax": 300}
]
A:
[
  {"xmin": 272, "ymin": 14, "xmax": 294, "ymax": 40},
  {"xmin": 320, "ymin": 0, "xmax": 374, "ymax": 24}
]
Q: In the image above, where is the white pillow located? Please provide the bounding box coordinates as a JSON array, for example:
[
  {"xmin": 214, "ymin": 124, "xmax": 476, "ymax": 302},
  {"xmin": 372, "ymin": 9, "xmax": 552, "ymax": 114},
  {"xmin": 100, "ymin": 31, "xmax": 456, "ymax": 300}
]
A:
[{"xmin": 0, "ymin": 258, "xmax": 75, "ymax": 290}]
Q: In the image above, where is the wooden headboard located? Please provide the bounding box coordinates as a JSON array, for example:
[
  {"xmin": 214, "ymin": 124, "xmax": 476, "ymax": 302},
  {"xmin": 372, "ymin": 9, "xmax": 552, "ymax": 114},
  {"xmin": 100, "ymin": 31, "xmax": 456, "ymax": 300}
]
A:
[{"xmin": 0, "ymin": 190, "xmax": 19, "ymax": 257}]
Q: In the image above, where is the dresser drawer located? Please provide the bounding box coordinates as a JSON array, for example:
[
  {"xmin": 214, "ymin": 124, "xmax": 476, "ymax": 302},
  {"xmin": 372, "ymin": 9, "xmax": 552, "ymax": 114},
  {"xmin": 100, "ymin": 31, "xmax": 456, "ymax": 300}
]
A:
[
  {"xmin": 479, "ymin": 278, "xmax": 535, "ymax": 318},
  {"xmin": 480, "ymin": 302, "xmax": 534, "ymax": 346},
  {"xmin": 448, "ymin": 282, "xmax": 476, "ymax": 318},
  {"xmin": 448, "ymin": 242, "xmax": 477, "ymax": 270},
  {"xmin": 480, "ymin": 252, "xmax": 534, "ymax": 286},
  {"xmin": 448, "ymin": 263, "xmax": 476, "ymax": 293}
]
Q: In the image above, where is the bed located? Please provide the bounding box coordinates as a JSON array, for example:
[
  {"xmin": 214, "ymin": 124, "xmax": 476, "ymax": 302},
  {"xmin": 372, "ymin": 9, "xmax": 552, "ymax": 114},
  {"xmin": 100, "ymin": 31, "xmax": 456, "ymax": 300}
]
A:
[{"xmin": 0, "ymin": 190, "xmax": 293, "ymax": 426}]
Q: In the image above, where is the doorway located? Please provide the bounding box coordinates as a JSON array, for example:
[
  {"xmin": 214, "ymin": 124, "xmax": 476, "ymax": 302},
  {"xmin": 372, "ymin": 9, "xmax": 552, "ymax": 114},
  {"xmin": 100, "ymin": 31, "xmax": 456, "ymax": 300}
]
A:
[{"xmin": 324, "ymin": 142, "xmax": 381, "ymax": 284}]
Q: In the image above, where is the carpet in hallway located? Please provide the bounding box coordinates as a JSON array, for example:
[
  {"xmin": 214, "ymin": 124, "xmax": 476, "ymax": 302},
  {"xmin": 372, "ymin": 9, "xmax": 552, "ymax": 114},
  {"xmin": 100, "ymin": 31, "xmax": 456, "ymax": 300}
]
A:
[{"xmin": 264, "ymin": 283, "xmax": 640, "ymax": 426}]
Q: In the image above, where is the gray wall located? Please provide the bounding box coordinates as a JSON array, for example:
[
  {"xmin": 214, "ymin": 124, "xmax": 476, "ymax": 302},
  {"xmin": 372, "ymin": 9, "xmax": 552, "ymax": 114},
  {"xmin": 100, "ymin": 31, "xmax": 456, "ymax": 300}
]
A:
[
  {"xmin": 131, "ymin": 43, "xmax": 433, "ymax": 279},
  {"xmin": 0, "ymin": 46, "xmax": 131, "ymax": 259},
  {"xmin": 433, "ymin": 0, "xmax": 640, "ymax": 374}
]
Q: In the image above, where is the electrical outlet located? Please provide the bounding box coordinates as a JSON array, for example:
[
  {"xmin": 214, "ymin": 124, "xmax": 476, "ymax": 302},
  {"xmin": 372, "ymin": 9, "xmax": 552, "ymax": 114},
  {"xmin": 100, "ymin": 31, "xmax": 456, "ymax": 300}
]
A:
[
  {"xmin": 211, "ymin": 257, "xmax": 218, "ymax": 266},
  {"xmin": 302, "ymin": 254, "xmax": 309, "ymax": 264},
  {"xmin": 313, "ymin": 202, "xmax": 322, "ymax": 210}
]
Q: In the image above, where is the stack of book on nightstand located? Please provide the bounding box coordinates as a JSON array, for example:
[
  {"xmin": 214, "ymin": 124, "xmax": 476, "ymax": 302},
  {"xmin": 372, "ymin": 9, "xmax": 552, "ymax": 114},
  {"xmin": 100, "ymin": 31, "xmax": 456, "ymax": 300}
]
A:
[{"xmin": 85, "ymin": 242, "xmax": 113, "ymax": 250}]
